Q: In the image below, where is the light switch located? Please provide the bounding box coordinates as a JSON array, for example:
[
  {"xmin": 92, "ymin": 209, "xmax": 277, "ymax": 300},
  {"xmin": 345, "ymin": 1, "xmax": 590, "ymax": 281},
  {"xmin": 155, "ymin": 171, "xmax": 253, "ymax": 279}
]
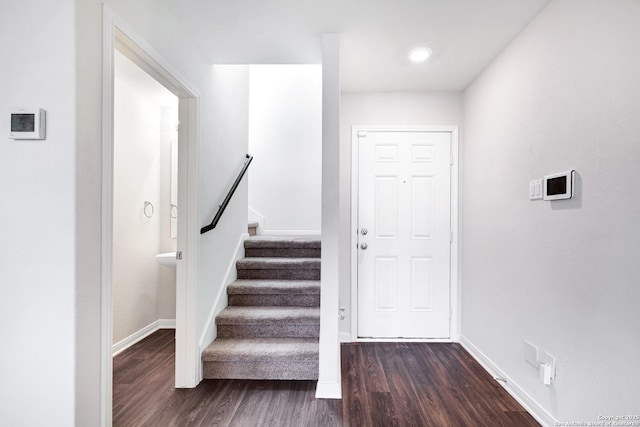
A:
[{"xmin": 529, "ymin": 179, "xmax": 543, "ymax": 200}]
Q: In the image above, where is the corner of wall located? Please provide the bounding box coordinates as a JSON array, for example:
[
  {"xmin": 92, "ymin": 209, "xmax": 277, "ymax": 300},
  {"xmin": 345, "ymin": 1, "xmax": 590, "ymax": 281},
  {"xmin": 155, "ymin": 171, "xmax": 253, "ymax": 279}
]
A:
[{"xmin": 317, "ymin": 32, "xmax": 342, "ymax": 399}]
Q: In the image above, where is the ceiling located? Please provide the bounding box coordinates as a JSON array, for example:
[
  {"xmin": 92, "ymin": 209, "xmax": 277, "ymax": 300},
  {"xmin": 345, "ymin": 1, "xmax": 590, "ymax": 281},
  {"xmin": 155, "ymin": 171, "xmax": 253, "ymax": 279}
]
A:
[{"xmin": 162, "ymin": 0, "xmax": 551, "ymax": 92}]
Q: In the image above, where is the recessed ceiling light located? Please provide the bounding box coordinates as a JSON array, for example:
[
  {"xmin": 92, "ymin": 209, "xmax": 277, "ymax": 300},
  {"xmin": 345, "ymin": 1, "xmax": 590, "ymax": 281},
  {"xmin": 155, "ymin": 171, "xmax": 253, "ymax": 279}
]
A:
[{"xmin": 408, "ymin": 47, "xmax": 432, "ymax": 63}]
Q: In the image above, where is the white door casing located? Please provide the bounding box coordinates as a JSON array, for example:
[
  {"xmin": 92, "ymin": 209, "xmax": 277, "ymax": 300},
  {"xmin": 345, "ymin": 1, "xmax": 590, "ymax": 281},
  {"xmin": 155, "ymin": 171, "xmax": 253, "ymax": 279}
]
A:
[{"xmin": 355, "ymin": 129, "xmax": 453, "ymax": 339}]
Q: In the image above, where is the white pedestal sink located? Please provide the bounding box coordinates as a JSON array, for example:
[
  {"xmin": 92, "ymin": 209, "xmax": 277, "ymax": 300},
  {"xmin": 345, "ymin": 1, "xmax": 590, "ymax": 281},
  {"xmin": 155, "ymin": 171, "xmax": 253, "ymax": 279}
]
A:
[{"xmin": 156, "ymin": 252, "xmax": 177, "ymax": 269}]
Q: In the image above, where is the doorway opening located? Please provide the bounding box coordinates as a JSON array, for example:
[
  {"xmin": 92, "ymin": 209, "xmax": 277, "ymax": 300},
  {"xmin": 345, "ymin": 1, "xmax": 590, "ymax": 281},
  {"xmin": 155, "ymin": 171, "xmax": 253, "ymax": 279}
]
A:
[
  {"xmin": 111, "ymin": 49, "xmax": 179, "ymax": 355},
  {"xmin": 101, "ymin": 9, "xmax": 199, "ymax": 426}
]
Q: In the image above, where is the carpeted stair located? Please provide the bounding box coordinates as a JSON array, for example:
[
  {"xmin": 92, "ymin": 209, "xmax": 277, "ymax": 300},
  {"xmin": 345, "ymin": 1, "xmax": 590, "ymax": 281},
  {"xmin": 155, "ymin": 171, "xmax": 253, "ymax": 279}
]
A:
[
  {"xmin": 248, "ymin": 221, "xmax": 259, "ymax": 236},
  {"xmin": 202, "ymin": 234, "xmax": 321, "ymax": 380}
]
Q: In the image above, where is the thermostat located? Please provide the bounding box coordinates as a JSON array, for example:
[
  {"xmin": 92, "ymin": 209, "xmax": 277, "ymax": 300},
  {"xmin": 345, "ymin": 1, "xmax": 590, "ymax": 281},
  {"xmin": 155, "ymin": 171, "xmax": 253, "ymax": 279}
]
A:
[
  {"xmin": 543, "ymin": 170, "xmax": 575, "ymax": 201},
  {"xmin": 9, "ymin": 108, "xmax": 46, "ymax": 140}
]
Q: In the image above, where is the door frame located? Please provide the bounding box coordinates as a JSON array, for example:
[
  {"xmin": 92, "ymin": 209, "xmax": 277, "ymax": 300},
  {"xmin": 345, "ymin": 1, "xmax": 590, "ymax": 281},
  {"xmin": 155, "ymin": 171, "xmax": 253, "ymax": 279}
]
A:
[
  {"xmin": 350, "ymin": 126, "xmax": 460, "ymax": 342},
  {"xmin": 101, "ymin": 6, "xmax": 200, "ymax": 426}
]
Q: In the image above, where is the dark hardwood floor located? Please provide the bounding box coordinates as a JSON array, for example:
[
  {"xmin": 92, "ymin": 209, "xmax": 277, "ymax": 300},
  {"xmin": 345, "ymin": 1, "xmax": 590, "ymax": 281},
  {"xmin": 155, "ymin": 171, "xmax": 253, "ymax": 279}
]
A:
[{"xmin": 113, "ymin": 330, "xmax": 539, "ymax": 426}]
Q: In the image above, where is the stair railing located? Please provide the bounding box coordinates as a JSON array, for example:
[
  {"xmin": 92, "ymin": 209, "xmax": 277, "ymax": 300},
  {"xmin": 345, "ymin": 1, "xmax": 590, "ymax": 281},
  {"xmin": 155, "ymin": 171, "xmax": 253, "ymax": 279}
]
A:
[{"xmin": 201, "ymin": 154, "xmax": 253, "ymax": 234}]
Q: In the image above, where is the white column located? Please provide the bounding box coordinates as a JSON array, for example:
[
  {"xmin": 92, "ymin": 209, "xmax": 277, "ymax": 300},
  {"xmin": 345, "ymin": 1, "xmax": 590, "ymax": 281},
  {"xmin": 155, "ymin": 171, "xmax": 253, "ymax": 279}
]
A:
[{"xmin": 316, "ymin": 33, "xmax": 342, "ymax": 399}]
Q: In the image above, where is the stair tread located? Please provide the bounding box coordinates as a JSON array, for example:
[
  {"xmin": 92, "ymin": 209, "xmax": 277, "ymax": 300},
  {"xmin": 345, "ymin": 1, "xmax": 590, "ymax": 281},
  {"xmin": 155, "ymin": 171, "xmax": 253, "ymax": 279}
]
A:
[
  {"xmin": 216, "ymin": 306, "xmax": 320, "ymax": 325},
  {"xmin": 237, "ymin": 257, "xmax": 321, "ymax": 269},
  {"xmin": 202, "ymin": 338, "xmax": 319, "ymax": 362},
  {"xmin": 245, "ymin": 236, "xmax": 321, "ymax": 249},
  {"xmin": 228, "ymin": 279, "xmax": 320, "ymax": 295}
]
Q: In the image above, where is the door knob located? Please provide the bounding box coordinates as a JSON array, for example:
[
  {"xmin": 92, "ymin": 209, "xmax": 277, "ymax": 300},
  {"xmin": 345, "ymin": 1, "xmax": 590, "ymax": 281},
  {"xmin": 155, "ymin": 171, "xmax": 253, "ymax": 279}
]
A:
[
  {"xmin": 360, "ymin": 243, "xmax": 368, "ymax": 250},
  {"xmin": 361, "ymin": 228, "xmax": 368, "ymax": 235}
]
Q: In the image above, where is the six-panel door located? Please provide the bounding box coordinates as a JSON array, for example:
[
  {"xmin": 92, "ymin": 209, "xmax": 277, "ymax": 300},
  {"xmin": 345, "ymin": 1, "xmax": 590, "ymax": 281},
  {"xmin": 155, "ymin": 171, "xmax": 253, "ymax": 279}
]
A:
[{"xmin": 357, "ymin": 130, "xmax": 451, "ymax": 338}]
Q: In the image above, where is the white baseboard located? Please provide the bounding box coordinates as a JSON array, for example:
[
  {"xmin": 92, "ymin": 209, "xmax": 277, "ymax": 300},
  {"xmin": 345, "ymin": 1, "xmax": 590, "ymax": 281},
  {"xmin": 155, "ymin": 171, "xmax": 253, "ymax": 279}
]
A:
[
  {"xmin": 339, "ymin": 332, "xmax": 352, "ymax": 342},
  {"xmin": 112, "ymin": 318, "xmax": 176, "ymax": 357},
  {"xmin": 459, "ymin": 335, "xmax": 558, "ymax": 427},
  {"xmin": 157, "ymin": 319, "xmax": 176, "ymax": 329},
  {"xmin": 198, "ymin": 233, "xmax": 248, "ymax": 357},
  {"xmin": 260, "ymin": 229, "xmax": 321, "ymax": 236},
  {"xmin": 315, "ymin": 381, "xmax": 342, "ymax": 399}
]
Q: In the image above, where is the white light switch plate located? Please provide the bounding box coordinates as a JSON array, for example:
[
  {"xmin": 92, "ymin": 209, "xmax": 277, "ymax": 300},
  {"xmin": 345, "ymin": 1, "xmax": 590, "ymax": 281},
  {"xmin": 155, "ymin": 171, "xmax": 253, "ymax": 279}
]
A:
[
  {"xmin": 524, "ymin": 340, "xmax": 539, "ymax": 367},
  {"xmin": 529, "ymin": 179, "xmax": 543, "ymax": 200}
]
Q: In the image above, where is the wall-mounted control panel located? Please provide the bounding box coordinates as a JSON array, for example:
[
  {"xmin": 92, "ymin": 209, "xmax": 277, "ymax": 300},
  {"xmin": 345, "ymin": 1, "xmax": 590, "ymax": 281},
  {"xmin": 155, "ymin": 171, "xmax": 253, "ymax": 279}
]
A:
[
  {"xmin": 9, "ymin": 108, "xmax": 46, "ymax": 140},
  {"xmin": 530, "ymin": 170, "xmax": 576, "ymax": 201},
  {"xmin": 543, "ymin": 170, "xmax": 574, "ymax": 200}
]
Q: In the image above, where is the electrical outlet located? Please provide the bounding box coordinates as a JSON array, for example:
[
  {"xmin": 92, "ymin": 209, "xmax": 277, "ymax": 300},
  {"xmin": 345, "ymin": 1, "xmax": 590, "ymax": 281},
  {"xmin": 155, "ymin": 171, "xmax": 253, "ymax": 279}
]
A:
[
  {"xmin": 539, "ymin": 362, "xmax": 553, "ymax": 385},
  {"xmin": 542, "ymin": 351, "xmax": 557, "ymax": 381},
  {"xmin": 524, "ymin": 340, "xmax": 539, "ymax": 367}
]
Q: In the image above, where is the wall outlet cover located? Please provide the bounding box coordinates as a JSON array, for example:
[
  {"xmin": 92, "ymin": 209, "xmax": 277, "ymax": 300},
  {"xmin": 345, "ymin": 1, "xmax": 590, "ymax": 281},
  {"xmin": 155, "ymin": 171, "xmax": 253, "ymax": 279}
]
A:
[
  {"xmin": 524, "ymin": 340, "xmax": 539, "ymax": 367},
  {"xmin": 542, "ymin": 351, "xmax": 557, "ymax": 380}
]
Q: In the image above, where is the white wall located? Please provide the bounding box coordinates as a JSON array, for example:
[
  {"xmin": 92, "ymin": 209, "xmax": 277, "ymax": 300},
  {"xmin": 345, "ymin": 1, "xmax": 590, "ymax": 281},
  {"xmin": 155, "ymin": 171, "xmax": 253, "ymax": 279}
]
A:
[
  {"xmin": 248, "ymin": 65, "xmax": 322, "ymax": 235},
  {"xmin": 113, "ymin": 76, "xmax": 162, "ymax": 342},
  {"xmin": 462, "ymin": 0, "xmax": 640, "ymax": 423},
  {"xmin": 197, "ymin": 65, "xmax": 250, "ymax": 355},
  {"xmin": 158, "ymin": 106, "xmax": 178, "ymax": 319},
  {"xmin": 339, "ymin": 92, "xmax": 463, "ymax": 338},
  {"xmin": 113, "ymin": 57, "xmax": 178, "ymax": 345},
  {"xmin": 0, "ymin": 1, "xmax": 76, "ymax": 425}
]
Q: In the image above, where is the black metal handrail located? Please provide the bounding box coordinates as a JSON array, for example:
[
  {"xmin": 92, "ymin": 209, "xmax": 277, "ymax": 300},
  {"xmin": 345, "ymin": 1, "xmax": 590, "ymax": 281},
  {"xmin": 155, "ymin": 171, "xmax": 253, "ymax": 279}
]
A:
[{"xmin": 201, "ymin": 154, "xmax": 253, "ymax": 234}]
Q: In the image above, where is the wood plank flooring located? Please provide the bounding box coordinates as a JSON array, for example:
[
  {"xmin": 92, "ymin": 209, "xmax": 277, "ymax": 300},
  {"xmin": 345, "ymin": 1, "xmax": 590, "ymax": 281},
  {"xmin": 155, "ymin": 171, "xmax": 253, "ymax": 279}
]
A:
[{"xmin": 113, "ymin": 330, "xmax": 539, "ymax": 426}]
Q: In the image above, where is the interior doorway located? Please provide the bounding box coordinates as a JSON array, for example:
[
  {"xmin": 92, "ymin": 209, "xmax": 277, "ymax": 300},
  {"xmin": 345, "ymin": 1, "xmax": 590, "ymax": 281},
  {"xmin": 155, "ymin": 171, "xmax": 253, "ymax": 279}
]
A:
[
  {"xmin": 101, "ymin": 9, "xmax": 199, "ymax": 426},
  {"xmin": 112, "ymin": 48, "xmax": 179, "ymax": 354}
]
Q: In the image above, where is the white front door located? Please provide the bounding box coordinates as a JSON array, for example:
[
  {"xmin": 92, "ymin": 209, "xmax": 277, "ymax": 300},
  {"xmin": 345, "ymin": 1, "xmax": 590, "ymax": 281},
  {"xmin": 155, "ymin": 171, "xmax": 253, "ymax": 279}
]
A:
[{"xmin": 357, "ymin": 130, "xmax": 452, "ymax": 338}]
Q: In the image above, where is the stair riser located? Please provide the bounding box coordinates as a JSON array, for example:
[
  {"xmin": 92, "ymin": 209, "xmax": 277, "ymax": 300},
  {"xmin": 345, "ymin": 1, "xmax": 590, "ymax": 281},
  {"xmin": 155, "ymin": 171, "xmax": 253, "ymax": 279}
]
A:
[
  {"xmin": 217, "ymin": 324, "xmax": 319, "ymax": 339},
  {"xmin": 229, "ymin": 294, "xmax": 320, "ymax": 307},
  {"xmin": 237, "ymin": 269, "xmax": 320, "ymax": 280},
  {"xmin": 244, "ymin": 248, "xmax": 321, "ymax": 258},
  {"xmin": 203, "ymin": 361, "xmax": 318, "ymax": 380}
]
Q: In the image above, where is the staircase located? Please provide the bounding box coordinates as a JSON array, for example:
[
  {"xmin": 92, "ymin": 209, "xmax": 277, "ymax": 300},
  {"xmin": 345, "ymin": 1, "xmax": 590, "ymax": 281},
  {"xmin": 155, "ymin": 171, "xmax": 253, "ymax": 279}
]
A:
[{"xmin": 201, "ymin": 235, "xmax": 321, "ymax": 380}]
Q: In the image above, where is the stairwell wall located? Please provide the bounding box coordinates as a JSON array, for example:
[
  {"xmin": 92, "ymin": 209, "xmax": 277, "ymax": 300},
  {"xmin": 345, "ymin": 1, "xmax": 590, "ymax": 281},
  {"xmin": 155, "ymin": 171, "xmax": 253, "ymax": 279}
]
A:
[
  {"xmin": 197, "ymin": 65, "xmax": 250, "ymax": 361},
  {"xmin": 248, "ymin": 65, "xmax": 322, "ymax": 235}
]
